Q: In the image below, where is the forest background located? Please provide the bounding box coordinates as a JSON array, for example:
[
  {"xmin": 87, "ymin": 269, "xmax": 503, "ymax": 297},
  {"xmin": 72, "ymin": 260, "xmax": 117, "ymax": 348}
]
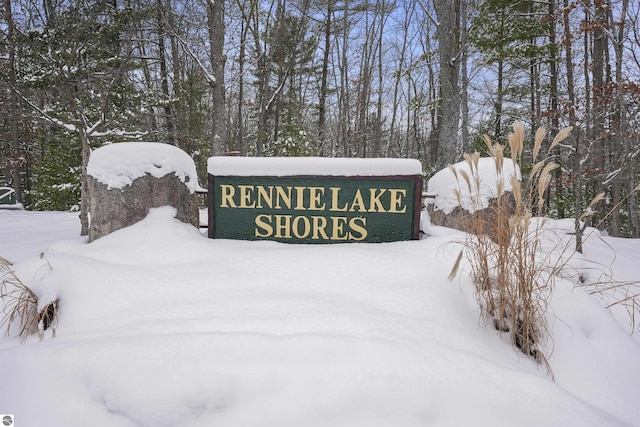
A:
[{"xmin": 1, "ymin": 0, "xmax": 640, "ymax": 237}]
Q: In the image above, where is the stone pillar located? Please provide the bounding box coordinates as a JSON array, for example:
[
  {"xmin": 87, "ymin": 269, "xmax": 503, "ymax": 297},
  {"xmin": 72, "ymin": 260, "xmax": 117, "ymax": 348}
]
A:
[{"xmin": 87, "ymin": 143, "xmax": 200, "ymax": 241}]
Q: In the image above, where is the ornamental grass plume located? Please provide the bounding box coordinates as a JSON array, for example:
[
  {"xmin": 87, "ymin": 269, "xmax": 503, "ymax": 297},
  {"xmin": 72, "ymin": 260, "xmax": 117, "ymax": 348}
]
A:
[{"xmin": 449, "ymin": 121, "xmax": 573, "ymax": 377}]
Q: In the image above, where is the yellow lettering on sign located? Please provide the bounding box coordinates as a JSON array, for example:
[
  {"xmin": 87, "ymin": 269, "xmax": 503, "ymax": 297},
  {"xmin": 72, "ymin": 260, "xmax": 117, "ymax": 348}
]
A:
[
  {"xmin": 331, "ymin": 216, "xmax": 349, "ymax": 240},
  {"xmin": 388, "ymin": 189, "xmax": 407, "ymax": 213},
  {"xmin": 292, "ymin": 215, "xmax": 311, "ymax": 238},
  {"xmin": 312, "ymin": 216, "xmax": 329, "ymax": 240},
  {"xmin": 329, "ymin": 187, "xmax": 348, "ymax": 212},
  {"xmin": 256, "ymin": 186, "xmax": 273, "ymax": 209},
  {"xmin": 223, "ymin": 179, "xmax": 414, "ymax": 242},
  {"xmin": 238, "ymin": 185, "xmax": 255, "ymax": 208},
  {"xmin": 369, "ymin": 188, "xmax": 387, "ymax": 212},
  {"xmin": 253, "ymin": 214, "xmax": 372, "ymax": 241},
  {"xmin": 220, "ymin": 184, "xmax": 237, "ymax": 208},
  {"xmin": 349, "ymin": 217, "xmax": 367, "ymax": 240},
  {"xmin": 349, "ymin": 190, "xmax": 366, "ymax": 213},
  {"xmin": 274, "ymin": 214, "xmax": 292, "ymax": 238},
  {"xmin": 254, "ymin": 214, "xmax": 273, "ymax": 237},
  {"xmin": 294, "ymin": 187, "xmax": 306, "ymax": 211},
  {"xmin": 275, "ymin": 186, "xmax": 292, "ymax": 209},
  {"xmin": 308, "ymin": 187, "xmax": 325, "ymax": 211}
]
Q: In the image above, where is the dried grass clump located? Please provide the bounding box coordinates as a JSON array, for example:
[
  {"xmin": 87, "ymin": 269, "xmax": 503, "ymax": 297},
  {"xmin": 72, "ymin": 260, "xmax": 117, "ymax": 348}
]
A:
[
  {"xmin": 0, "ymin": 256, "xmax": 58, "ymax": 342},
  {"xmin": 585, "ymin": 279, "xmax": 640, "ymax": 333},
  {"xmin": 577, "ymin": 184, "xmax": 640, "ymax": 332},
  {"xmin": 449, "ymin": 121, "xmax": 573, "ymax": 377}
]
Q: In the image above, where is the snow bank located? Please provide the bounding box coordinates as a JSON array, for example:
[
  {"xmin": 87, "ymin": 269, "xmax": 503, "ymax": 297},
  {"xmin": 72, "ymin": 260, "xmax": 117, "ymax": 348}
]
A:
[
  {"xmin": 427, "ymin": 157, "xmax": 520, "ymax": 214},
  {"xmin": 208, "ymin": 156, "xmax": 423, "ymax": 177},
  {"xmin": 88, "ymin": 142, "xmax": 200, "ymax": 193},
  {"xmin": 0, "ymin": 210, "xmax": 82, "ymax": 264},
  {"xmin": 1, "ymin": 209, "xmax": 640, "ymax": 427},
  {"xmin": 0, "ymin": 202, "xmax": 23, "ymax": 210}
]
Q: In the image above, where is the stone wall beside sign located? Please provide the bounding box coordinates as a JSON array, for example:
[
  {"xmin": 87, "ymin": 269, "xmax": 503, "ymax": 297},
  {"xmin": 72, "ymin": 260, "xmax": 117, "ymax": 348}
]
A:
[
  {"xmin": 87, "ymin": 142, "xmax": 200, "ymax": 241},
  {"xmin": 425, "ymin": 156, "xmax": 520, "ymax": 244},
  {"xmin": 207, "ymin": 157, "xmax": 423, "ymax": 243},
  {"xmin": 426, "ymin": 194, "xmax": 515, "ymax": 245}
]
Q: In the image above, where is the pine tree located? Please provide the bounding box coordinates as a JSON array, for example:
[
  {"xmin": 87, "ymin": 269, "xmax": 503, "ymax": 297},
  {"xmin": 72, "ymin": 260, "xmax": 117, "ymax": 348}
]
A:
[
  {"xmin": 470, "ymin": 0, "xmax": 553, "ymax": 140},
  {"xmin": 17, "ymin": 1, "xmax": 149, "ymax": 232}
]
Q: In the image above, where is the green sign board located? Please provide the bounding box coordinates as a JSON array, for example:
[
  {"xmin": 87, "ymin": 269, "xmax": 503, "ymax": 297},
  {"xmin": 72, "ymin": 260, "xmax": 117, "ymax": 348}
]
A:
[{"xmin": 208, "ymin": 174, "xmax": 422, "ymax": 243}]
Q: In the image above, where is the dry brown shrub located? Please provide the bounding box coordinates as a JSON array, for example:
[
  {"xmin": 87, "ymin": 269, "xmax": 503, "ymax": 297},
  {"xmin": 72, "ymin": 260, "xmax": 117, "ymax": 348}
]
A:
[{"xmin": 0, "ymin": 255, "xmax": 58, "ymax": 342}]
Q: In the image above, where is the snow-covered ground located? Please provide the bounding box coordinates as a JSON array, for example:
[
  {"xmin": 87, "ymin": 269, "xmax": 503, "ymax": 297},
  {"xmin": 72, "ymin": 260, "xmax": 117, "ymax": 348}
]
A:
[{"xmin": 1, "ymin": 207, "xmax": 640, "ymax": 427}]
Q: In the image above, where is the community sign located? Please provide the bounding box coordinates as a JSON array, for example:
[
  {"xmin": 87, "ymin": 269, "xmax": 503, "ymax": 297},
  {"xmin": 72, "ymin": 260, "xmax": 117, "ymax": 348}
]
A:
[{"xmin": 207, "ymin": 157, "xmax": 423, "ymax": 243}]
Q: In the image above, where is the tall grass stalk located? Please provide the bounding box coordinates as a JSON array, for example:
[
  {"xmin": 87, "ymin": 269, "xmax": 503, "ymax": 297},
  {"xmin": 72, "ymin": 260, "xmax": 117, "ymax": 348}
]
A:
[{"xmin": 449, "ymin": 121, "xmax": 573, "ymax": 377}]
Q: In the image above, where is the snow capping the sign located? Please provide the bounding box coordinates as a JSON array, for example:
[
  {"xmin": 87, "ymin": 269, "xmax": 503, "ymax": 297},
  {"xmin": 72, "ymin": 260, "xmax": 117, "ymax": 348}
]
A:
[
  {"xmin": 427, "ymin": 157, "xmax": 521, "ymax": 214},
  {"xmin": 208, "ymin": 156, "xmax": 423, "ymax": 177},
  {"xmin": 88, "ymin": 142, "xmax": 200, "ymax": 193}
]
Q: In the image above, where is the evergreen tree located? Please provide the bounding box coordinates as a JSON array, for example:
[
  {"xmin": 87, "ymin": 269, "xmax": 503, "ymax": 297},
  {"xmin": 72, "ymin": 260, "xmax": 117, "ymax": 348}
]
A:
[
  {"xmin": 29, "ymin": 131, "xmax": 82, "ymax": 211},
  {"xmin": 470, "ymin": 0, "xmax": 553, "ymax": 140},
  {"xmin": 17, "ymin": 1, "xmax": 149, "ymax": 231}
]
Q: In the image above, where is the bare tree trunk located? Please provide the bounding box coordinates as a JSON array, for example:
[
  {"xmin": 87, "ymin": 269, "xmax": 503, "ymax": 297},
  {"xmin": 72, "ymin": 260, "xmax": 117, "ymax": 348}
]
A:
[
  {"xmin": 434, "ymin": 0, "xmax": 461, "ymax": 167},
  {"xmin": 249, "ymin": 0, "xmax": 277, "ymax": 156},
  {"xmin": 374, "ymin": 1, "xmax": 384, "ymax": 158},
  {"xmin": 137, "ymin": 36, "xmax": 158, "ymax": 133},
  {"xmin": 168, "ymin": 0, "xmax": 184, "ymax": 147},
  {"xmin": 318, "ymin": 1, "xmax": 332, "ymax": 156},
  {"xmin": 529, "ymin": 0, "xmax": 541, "ymax": 133},
  {"xmin": 495, "ymin": 57, "xmax": 504, "ymax": 140},
  {"xmin": 356, "ymin": 0, "xmax": 373, "ymax": 158},
  {"xmin": 548, "ymin": 0, "xmax": 562, "ymax": 217},
  {"xmin": 564, "ymin": 0, "xmax": 582, "ymax": 251},
  {"xmin": 619, "ymin": 0, "xmax": 633, "ymax": 236},
  {"xmin": 607, "ymin": 0, "xmax": 628, "ymax": 236},
  {"xmin": 425, "ymin": 23, "xmax": 438, "ymax": 165},
  {"xmin": 591, "ymin": 0, "xmax": 607, "ymax": 227},
  {"xmin": 3, "ymin": 0, "xmax": 23, "ymax": 205},
  {"xmin": 460, "ymin": 0, "xmax": 469, "ymax": 154},
  {"xmin": 78, "ymin": 122, "xmax": 91, "ymax": 236},
  {"xmin": 630, "ymin": 160, "xmax": 640, "ymax": 237},
  {"xmin": 236, "ymin": 16, "xmax": 248, "ymax": 155},
  {"xmin": 339, "ymin": 0, "xmax": 351, "ymax": 156},
  {"xmin": 208, "ymin": 0, "xmax": 226, "ymax": 155},
  {"xmin": 43, "ymin": 0, "xmax": 56, "ymax": 28},
  {"xmin": 157, "ymin": 0, "xmax": 175, "ymax": 144},
  {"xmin": 583, "ymin": 9, "xmax": 591, "ymax": 144},
  {"xmin": 388, "ymin": 1, "xmax": 414, "ymax": 157}
]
